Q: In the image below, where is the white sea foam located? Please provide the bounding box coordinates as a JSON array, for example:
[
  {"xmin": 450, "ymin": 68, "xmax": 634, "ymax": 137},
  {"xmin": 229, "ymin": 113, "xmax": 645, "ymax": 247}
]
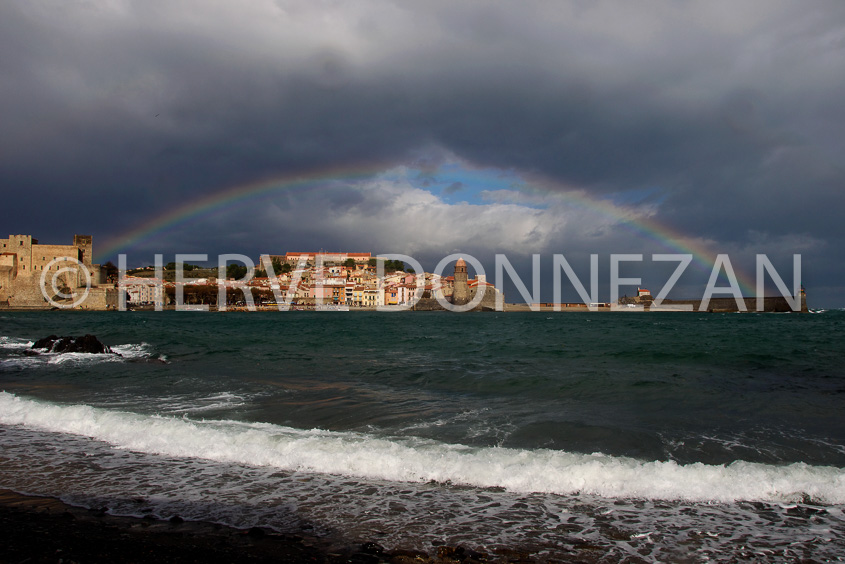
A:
[
  {"xmin": 111, "ymin": 342, "xmax": 166, "ymax": 362},
  {"xmin": 0, "ymin": 336, "xmax": 33, "ymax": 350},
  {"xmin": 1, "ymin": 391, "xmax": 843, "ymax": 504},
  {"xmin": 0, "ymin": 350, "xmax": 126, "ymax": 368},
  {"xmin": 47, "ymin": 352, "xmax": 126, "ymax": 365},
  {"xmin": 0, "ymin": 340, "xmax": 163, "ymax": 367},
  {"xmin": 154, "ymin": 392, "xmax": 248, "ymax": 414}
]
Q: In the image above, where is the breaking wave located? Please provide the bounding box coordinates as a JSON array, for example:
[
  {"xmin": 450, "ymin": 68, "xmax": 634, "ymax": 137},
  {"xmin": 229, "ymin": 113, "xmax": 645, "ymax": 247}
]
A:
[
  {"xmin": 1, "ymin": 392, "xmax": 843, "ymax": 504},
  {"xmin": 0, "ymin": 336, "xmax": 33, "ymax": 350},
  {"xmin": 0, "ymin": 338, "xmax": 164, "ymax": 367}
]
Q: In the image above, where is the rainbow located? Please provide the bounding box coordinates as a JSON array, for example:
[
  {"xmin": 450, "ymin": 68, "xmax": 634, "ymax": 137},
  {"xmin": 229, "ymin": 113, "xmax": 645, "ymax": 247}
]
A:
[
  {"xmin": 95, "ymin": 165, "xmax": 758, "ymax": 296},
  {"xmin": 95, "ymin": 163, "xmax": 387, "ymax": 262},
  {"xmin": 518, "ymin": 182, "xmax": 760, "ymax": 296}
]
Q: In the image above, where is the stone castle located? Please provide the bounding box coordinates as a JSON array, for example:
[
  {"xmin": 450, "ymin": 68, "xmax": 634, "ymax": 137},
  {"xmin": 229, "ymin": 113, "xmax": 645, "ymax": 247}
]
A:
[{"xmin": 0, "ymin": 234, "xmax": 119, "ymax": 310}]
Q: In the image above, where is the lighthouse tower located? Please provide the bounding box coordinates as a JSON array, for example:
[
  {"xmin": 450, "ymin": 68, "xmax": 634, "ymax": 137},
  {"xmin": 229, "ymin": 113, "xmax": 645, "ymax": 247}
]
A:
[{"xmin": 452, "ymin": 258, "xmax": 469, "ymax": 306}]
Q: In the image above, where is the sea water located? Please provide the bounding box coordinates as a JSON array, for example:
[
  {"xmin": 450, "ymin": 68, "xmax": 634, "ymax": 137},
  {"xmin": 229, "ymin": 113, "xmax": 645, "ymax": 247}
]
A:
[{"xmin": 1, "ymin": 310, "xmax": 844, "ymax": 560}]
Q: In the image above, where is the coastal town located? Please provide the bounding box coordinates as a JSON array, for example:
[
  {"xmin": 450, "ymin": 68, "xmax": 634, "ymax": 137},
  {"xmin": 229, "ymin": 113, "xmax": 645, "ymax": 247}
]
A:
[
  {"xmin": 122, "ymin": 251, "xmax": 503, "ymax": 311},
  {"xmin": 0, "ymin": 234, "xmax": 503, "ymax": 311},
  {"xmin": 1, "ymin": 233, "xmax": 807, "ymax": 312}
]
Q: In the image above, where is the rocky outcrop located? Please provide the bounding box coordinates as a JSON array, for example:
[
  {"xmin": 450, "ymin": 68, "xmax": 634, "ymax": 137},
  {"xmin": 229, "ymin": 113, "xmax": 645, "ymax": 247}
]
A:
[{"xmin": 31, "ymin": 335, "xmax": 117, "ymax": 355}]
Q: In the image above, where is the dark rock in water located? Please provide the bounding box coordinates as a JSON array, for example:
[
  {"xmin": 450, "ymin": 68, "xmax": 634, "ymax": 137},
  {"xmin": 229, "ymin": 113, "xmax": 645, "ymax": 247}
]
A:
[
  {"xmin": 30, "ymin": 335, "xmax": 58, "ymax": 351},
  {"xmin": 31, "ymin": 334, "xmax": 117, "ymax": 355}
]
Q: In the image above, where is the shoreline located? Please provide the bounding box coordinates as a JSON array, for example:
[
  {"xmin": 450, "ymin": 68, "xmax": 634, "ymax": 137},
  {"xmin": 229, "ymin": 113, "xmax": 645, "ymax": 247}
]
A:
[
  {"xmin": 0, "ymin": 489, "xmax": 569, "ymax": 563},
  {"xmin": 0, "ymin": 488, "xmax": 346, "ymax": 563},
  {"xmin": 0, "ymin": 305, "xmax": 812, "ymax": 313}
]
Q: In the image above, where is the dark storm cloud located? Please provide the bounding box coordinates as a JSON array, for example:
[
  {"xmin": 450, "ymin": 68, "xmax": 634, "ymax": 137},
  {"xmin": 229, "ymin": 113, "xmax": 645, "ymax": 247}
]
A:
[{"xmin": 1, "ymin": 0, "xmax": 843, "ymax": 303}]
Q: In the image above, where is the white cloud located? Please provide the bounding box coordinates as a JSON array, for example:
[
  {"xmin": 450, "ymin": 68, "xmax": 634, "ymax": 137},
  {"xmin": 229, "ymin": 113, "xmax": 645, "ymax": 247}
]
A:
[{"xmin": 250, "ymin": 168, "xmax": 673, "ymax": 261}]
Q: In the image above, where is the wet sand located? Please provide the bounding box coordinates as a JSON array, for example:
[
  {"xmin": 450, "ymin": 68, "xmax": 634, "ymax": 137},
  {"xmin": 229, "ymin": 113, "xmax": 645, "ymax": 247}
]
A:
[
  {"xmin": 0, "ymin": 489, "xmax": 583, "ymax": 563},
  {"xmin": 0, "ymin": 489, "xmax": 346, "ymax": 563}
]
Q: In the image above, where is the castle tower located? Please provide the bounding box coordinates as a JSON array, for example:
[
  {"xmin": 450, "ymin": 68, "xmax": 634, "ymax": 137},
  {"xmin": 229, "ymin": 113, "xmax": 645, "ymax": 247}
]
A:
[
  {"xmin": 452, "ymin": 257, "xmax": 469, "ymax": 306},
  {"xmin": 73, "ymin": 235, "xmax": 93, "ymax": 266},
  {"xmin": 4, "ymin": 235, "xmax": 34, "ymax": 276}
]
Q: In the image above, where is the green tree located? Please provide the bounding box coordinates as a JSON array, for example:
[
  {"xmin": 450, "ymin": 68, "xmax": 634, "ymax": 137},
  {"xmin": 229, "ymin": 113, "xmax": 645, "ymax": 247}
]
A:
[
  {"xmin": 196, "ymin": 285, "xmax": 217, "ymax": 305},
  {"xmin": 226, "ymin": 264, "xmax": 248, "ymax": 280},
  {"xmin": 344, "ymin": 258, "xmax": 356, "ymax": 268},
  {"xmin": 257, "ymin": 259, "xmax": 290, "ymax": 278},
  {"xmin": 165, "ymin": 262, "xmax": 201, "ymax": 271}
]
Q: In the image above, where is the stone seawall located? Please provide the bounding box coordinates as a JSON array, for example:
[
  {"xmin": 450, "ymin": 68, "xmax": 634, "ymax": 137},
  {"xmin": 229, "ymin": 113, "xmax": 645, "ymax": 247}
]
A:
[
  {"xmin": 656, "ymin": 295, "xmax": 806, "ymax": 313},
  {"xmin": 412, "ymin": 285, "xmax": 501, "ymax": 312}
]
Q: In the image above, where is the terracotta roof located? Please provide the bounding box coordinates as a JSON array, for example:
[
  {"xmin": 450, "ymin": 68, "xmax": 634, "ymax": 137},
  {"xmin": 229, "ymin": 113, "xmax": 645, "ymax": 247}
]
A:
[{"xmin": 285, "ymin": 252, "xmax": 371, "ymax": 258}]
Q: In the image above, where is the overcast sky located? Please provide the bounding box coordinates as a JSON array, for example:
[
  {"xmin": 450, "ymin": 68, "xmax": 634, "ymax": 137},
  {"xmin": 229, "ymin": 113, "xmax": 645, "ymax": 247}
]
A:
[{"xmin": 2, "ymin": 1, "xmax": 843, "ymax": 305}]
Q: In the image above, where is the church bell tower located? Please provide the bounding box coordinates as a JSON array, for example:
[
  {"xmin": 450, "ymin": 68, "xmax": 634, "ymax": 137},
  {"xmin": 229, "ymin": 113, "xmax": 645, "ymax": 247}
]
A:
[{"xmin": 452, "ymin": 258, "xmax": 469, "ymax": 306}]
